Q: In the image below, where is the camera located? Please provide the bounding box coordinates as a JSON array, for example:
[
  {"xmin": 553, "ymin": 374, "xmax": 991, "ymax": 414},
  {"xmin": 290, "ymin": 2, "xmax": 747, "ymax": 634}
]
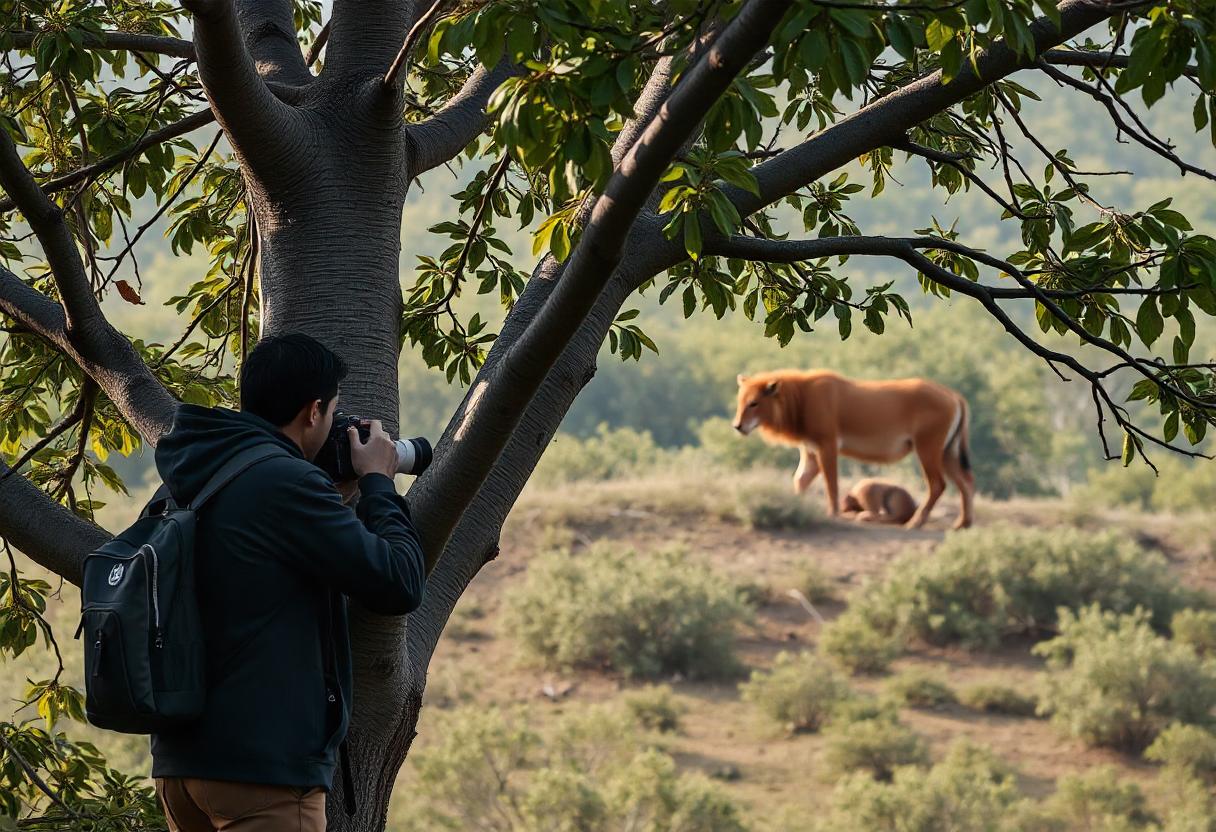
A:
[{"xmin": 315, "ymin": 411, "xmax": 433, "ymax": 482}]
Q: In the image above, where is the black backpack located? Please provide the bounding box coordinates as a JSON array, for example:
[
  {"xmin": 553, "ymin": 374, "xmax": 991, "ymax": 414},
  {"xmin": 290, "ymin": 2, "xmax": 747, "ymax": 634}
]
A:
[{"xmin": 76, "ymin": 444, "xmax": 284, "ymax": 733}]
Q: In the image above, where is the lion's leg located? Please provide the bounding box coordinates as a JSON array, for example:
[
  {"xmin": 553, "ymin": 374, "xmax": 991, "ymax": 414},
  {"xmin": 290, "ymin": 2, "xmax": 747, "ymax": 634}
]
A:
[
  {"xmin": 818, "ymin": 445, "xmax": 840, "ymax": 517},
  {"xmin": 943, "ymin": 453, "xmax": 974, "ymax": 530},
  {"xmin": 906, "ymin": 439, "xmax": 947, "ymax": 529},
  {"xmin": 793, "ymin": 446, "xmax": 820, "ymax": 494}
]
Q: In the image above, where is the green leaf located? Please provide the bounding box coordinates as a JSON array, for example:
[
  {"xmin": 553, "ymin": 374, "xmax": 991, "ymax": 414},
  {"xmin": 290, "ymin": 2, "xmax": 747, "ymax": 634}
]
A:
[{"xmin": 1135, "ymin": 298, "xmax": 1163, "ymax": 347}]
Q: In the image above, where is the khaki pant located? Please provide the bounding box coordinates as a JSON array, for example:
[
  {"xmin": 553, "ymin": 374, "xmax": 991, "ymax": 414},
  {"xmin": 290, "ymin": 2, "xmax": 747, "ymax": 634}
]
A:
[{"xmin": 155, "ymin": 777, "xmax": 326, "ymax": 831}]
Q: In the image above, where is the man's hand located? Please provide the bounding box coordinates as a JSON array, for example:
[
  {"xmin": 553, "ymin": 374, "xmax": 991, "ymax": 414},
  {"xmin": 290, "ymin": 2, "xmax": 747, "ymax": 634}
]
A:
[{"xmin": 349, "ymin": 419, "xmax": 397, "ymax": 480}]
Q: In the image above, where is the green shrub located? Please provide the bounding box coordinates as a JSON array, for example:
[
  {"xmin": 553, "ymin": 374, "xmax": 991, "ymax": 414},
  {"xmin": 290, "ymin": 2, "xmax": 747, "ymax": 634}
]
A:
[
  {"xmin": 1173, "ymin": 609, "xmax": 1216, "ymax": 656},
  {"xmin": 411, "ymin": 705, "xmax": 747, "ymax": 832},
  {"xmin": 1031, "ymin": 767, "xmax": 1158, "ymax": 831},
  {"xmin": 693, "ymin": 416, "xmax": 793, "ymax": 470},
  {"xmin": 794, "ymin": 562, "xmax": 837, "ymax": 604},
  {"xmin": 1073, "ymin": 464, "xmax": 1159, "ymax": 511},
  {"xmin": 822, "ymin": 715, "xmax": 930, "ymax": 782},
  {"xmin": 1159, "ymin": 770, "xmax": 1216, "ymax": 832},
  {"xmin": 727, "ymin": 481, "xmax": 821, "ymax": 530},
  {"xmin": 1075, "ymin": 459, "xmax": 1216, "ymax": 517},
  {"xmin": 506, "ymin": 545, "xmax": 747, "ymax": 679},
  {"xmin": 817, "ymin": 741, "xmax": 1020, "ymax": 832},
  {"xmin": 958, "ymin": 684, "xmax": 1038, "ymax": 717},
  {"xmin": 1151, "ymin": 459, "xmax": 1216, "ymax": 514},
  {"xmin": 818, "ymin": 608, "xmax": 903, "ymax": 675},
  {"xmin": 1146, "ymin": 723, "xmax": 1216, "ymax": 777},
  {"xmin": 739, "ymin": 651, "xmax": 854, "ymax": 733},
  {"xmin": 883, "ymin": 669, "xmax": 956, "ymax": 710},
  {"xmin": 624, "ymin": 685, "xmax": 687, "ymax": 734},
  {"xmin": 841, "ymin": 525, "xmax": 1190, "ymax": 653},
  {"xmin": 1035, "ymin": 606, "xmax": 1216, "ymax": 752},
  {"xmin": 532, "ymin": 424, "xmax": 663, "ymax": 485}
]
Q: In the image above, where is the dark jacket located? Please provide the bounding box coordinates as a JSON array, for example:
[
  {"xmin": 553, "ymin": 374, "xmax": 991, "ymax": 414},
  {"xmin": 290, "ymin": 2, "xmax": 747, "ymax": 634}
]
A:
[{"xmin": 149, "ymin": 404, "xmax": 426, "ymax": 789}]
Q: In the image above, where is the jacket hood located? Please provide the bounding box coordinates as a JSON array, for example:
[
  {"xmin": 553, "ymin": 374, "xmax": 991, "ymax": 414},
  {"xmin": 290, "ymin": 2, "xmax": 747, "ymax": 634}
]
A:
[{"xmin": 155, "ymin": 405, "xmax": 303, "ymax": 506}]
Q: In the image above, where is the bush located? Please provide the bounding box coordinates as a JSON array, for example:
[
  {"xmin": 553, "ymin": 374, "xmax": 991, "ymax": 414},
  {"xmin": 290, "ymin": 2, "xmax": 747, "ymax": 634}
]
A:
[
  {"xmin": 739, "ymin": 651, "xmax": 854, "ymax": 733},
  {"xmin": 958, "ymin": 684, "xmax": 1038, "ymax": 717},
  {"xmin": 822, "ymin": 715, "xmax": 930, "ymax": 782},
  {"xmin": 1073, "ymin": 464, "xmax": 1158, "ymax": 511},
  {"xmin": 727, "ymin": 481, "xmax": 821, "ymax": 530},
  {"xmin": 624, "ymin": 685, "xmax": 687, "ymax": 734},
  {"xmin": 506, "ymin": 545, "xmax": 747, "ymax": 679},
  {"xmin": 1173, "ymin": 609, "xmax": 1216, "ymax": 657},
  {"xmin": 794, "ymin": 562, "xmax": 837, "ymax": 604},
  {"xmin": 817, "ymin": 741, "xmax": 1020, "ymax": 832},
  {"xmin": 1035, "ymin": 606, "xmax": 1216, "ymax": 752},
  {"xmin": 818, "ymin": 606, "xmax": 904, "ymax": 675},
  {"xmin": 1029, "ymin": 767, "xmax": 1158, "ymax": 831},
  {"xmin": 1145, "ymin": 724, "xmax": 1216, "ymax": 777},
  {"xmin": 840, "ymin": 525, "xmax": 1191, "ymax": 653},
  {"xmin": 883, "ymin": 669, "xmax": 956, "ymax": 710},
  {"xmin": 411, "ymin": 705, "xmax": 747, "ymax": 832},
  {"xmin": 1151, "ymin": 459, "xmax": 1216, "ymax": 514},
  {"xmin": 693, "ymin": 416, "xmax": 794, "ymax": 470},
  {"xmin": 532, "ymin": 424, "xmax": 664, "ymax": 485}
]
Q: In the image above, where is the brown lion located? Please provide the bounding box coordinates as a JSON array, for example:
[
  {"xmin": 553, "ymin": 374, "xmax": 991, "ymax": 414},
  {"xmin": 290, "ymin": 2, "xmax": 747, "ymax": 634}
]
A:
[{"xmin": 732, "ymin": 370, "xmax": 974, "ymax": 529}]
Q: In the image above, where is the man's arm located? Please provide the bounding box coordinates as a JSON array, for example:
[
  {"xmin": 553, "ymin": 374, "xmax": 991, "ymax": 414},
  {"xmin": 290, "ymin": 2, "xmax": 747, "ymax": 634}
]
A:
[{"xmin": 274, "ymin": 466, "xmax": 426, "ymax": 615}]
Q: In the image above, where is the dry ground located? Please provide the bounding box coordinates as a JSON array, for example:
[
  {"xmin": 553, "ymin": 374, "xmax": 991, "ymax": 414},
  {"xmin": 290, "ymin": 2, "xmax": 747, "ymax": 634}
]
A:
[
  {"xmin": 389, "ymin": 470, "xmax": 1216, "ymax": 830},
  {"xmin": 4, "ymin": 468, "xmax": 1212, "ymax": 829}
]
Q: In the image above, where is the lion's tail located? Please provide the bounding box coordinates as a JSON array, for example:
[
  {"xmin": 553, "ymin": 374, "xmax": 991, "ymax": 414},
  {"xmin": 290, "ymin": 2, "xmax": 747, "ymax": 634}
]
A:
[{"xmin": 947, "ymin": 396, "xmax": 972, "ymax": 474}]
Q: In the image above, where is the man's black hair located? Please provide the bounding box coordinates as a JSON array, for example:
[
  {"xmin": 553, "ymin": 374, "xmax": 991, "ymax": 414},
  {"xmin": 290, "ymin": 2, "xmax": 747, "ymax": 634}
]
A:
[{"xmin": 240, "ymin": 333, "xmax": 348, "ymax": 426}]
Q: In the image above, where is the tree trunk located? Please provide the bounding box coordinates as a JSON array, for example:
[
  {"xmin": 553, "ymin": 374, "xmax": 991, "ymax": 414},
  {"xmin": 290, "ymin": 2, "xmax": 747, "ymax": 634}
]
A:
[{"xmin": 238, "ymin": 79, "xmax": 422, "ymax": 830}]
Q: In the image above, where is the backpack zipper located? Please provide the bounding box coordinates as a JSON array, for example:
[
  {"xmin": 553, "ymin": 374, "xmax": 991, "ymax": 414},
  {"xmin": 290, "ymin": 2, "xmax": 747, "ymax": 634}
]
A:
[
  {"xmin": 91, "ymin": 628, "xmax": 103, "ymax": 676},
  {"xmin": 142, "ymin": 544, "xmax": 164, "ymax": 648}
]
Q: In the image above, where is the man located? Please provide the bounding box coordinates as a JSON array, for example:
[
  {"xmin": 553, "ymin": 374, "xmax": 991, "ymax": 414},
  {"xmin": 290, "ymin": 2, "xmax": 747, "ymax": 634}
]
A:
[{"xmin": 150, "ymin": 333, "xmax": 426, "ymax": 831}]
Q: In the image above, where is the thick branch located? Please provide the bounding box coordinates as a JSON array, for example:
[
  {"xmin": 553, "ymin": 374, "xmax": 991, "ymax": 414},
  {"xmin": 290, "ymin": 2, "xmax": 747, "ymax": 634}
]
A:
[
  {"xmin": 7, "ymin": 30, "xmax": 195, "ymax": 59},
  {"xmin": 406, "ymin": 60, "xmax": 518, "ymax": 176},
  {"xmin": 733, "ymin": 0, "xmax": 1118, "ymax": 217},
  {"xmin": 182, "ymin": 0, "xmax": 304, "ymax": 173},
  {"xmin": 409, "ymin": 0, "xmax": 794, "ymax": 569},
  {"xmin": 324, "ymin": 0, "xmax": 415, "ymax": 81},
  {"xmin": 0, "ymin": 461, "xmax": 108, "ymax": 586},
  {"xmin": 0, "ymin": 131, "xmax": 178, "ymax": 443},
  {"xmin": 0, "ymin": 131, "xmax": 105, "ymax": 336}
]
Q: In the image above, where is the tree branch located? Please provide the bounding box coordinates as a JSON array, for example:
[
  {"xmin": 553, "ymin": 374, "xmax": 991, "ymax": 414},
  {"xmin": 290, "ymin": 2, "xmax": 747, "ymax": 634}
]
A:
[
  {"xmin": 409, "ymin": 0, "xmax": 794, "ymax": 569},
  {"xmin": 0, "ymin": 460, "xmax": 108, "ymax": 586},
  {"xmin": 0, "ymin": 130, "xmax": 105, "ymax": 336},
  {"xmin": 705, "ymin": 230, "xmax": 1215, "ymax": 426},
  {"xmin": 896, "ymin": 139, "xmax": 1044, "ymax": 220},
  {"xmin": 7, "ymin": 29, "xmax": 195, "ymax": 59},
  {"xmin": 0, "ymin": 110, "xmax": 215, "ymax": 214},
  {"xmin": 406, "ymin": 60, "xmax": 518, "ymax": 176},
  {"xmin": 383, "ymin": 0, "xmax": 448, "ymax": 88},
  {"xmin": 1042, "ymin": 48, "xmax": 1200, "ymax": 79},
  {"xmin": 0, "ymin": 132, "xmax": 178, "ymax": 443},
  {"xmin": 182, "ymin": 0, "xmax": 305, "ymax": 173},
  {"xmin": 1036, "ymin": 60, "xmax": 1216, "ymax": 182},
  {"xmin": 730, "ymin": 0, "xmax": 1119, "ymax": 218}
]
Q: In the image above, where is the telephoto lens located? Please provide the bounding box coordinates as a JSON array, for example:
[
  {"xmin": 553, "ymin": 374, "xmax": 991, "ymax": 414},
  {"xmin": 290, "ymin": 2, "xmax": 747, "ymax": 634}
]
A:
[
  {"xmin": 316, "ymin": 412, "xmax": 432, "ymax": 482},
  {"xmin": 394, "ymin": 437, "xmax": 432, "ymax": 476}
]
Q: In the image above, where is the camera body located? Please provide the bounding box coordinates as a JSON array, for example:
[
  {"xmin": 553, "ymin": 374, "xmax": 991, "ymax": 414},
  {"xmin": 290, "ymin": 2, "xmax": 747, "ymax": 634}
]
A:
[{"xmin": 315, "ymin": 412, "xmax": 433, "ymax": 483}]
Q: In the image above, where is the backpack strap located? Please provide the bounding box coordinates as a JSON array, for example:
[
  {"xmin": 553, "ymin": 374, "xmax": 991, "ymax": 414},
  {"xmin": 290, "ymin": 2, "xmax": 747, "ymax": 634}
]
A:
[{"xmin": 188, "ymin": 444, "xmax": 287, "ymax": 511}]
